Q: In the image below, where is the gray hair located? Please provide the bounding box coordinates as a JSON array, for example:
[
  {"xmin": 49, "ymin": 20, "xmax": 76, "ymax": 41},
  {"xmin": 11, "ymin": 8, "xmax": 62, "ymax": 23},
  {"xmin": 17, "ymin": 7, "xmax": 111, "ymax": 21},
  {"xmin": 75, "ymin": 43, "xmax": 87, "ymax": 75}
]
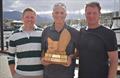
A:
[{"xmin": 53, "ymin": 2, "xmax": 66, "ymax": 11}]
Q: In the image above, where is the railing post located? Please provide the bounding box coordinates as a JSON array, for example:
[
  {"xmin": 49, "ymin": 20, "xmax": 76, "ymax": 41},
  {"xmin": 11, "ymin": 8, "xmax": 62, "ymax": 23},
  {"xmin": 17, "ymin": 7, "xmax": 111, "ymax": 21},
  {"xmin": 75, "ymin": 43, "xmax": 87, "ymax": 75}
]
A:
[{"xmin": 0, "ymin": 0, "xmax": 4, "ymax": 51}]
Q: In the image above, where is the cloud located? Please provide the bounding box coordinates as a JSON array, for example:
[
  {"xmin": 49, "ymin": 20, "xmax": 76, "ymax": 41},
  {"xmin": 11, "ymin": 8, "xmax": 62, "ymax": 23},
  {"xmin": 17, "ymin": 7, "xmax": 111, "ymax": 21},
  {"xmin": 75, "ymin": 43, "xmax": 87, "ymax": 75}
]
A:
[
  {"xmin": 99, "ymin": 0, "xmax": 119, "ymax": 11},
  {"xmin": 3, "ymin": 0, "xmax": 120, "ymax": 13}
]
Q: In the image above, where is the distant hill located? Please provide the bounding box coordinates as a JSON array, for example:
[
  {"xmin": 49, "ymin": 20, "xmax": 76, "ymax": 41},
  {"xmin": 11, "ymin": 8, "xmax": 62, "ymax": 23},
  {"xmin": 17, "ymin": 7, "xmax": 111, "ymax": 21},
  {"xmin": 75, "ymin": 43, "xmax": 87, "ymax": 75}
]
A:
[
  {"xmin": 67, "ymin": 13, "xmax": 85, "ymax": 20},
  {"xmin": 3, "ymin": 11, "xmax": 22, "ymax": 20},
  {"xmin": 3, "ymin": 11, "xmax": 53, "ymax": 25},
  {"xmin": 3, "ymin": 11, "xmax": 84, "ymax": 25}
]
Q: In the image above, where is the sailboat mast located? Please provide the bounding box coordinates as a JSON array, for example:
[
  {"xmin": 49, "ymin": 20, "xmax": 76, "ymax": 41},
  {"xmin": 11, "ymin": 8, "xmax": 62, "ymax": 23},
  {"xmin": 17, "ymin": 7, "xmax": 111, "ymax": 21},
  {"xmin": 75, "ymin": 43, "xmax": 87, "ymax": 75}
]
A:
[{"xmin": 118, "ymin": 0, "xmax": 120, "ymax": 17}]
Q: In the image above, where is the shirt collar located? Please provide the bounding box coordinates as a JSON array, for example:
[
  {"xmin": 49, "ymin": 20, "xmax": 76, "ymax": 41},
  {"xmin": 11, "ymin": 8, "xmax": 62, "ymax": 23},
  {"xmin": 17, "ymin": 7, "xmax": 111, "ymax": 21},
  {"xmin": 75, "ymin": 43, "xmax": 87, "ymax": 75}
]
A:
[
  {"xmin": 50, "ymin": 23, "xmax": 69, "ymax": 31},
  {"xmin": 19, "ymin": 24, "xmax": 38, "ymax": 32}
]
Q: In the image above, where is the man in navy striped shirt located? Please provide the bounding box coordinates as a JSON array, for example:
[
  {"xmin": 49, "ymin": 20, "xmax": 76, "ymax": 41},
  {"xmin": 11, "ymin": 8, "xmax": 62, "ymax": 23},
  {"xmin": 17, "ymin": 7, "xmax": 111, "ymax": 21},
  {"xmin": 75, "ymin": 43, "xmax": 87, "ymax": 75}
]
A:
[{"xmin": 7, "ymin": 7, "xmax": 43, "ymax": 78}]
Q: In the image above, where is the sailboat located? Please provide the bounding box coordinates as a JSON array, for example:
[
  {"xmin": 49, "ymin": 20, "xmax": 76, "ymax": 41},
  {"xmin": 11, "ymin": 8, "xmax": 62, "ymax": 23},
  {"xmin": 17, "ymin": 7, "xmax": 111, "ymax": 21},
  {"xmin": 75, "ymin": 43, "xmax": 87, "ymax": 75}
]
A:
[
  {"xmin": 111, "ymin": 0, "xmax": 120, "ymax": 75},
  {"xmin": 111, "ymin": 0, "xmax": 120, "ymax": 57}
]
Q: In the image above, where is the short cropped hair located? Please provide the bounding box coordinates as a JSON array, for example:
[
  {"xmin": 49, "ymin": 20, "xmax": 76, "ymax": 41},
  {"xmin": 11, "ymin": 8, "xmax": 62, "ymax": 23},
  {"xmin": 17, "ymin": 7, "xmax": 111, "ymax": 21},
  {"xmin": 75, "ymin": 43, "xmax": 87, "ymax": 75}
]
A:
[
  {"xmin": 85, "ymin": 2, "xmax": 101, "ymax": 12},
  {"xmin": 53, "ymin": 2, "xmax": 66, "ymax": 11},
  {"xmin": 22, "ymin": 7, "xmax": 36, "ymax": 16}
]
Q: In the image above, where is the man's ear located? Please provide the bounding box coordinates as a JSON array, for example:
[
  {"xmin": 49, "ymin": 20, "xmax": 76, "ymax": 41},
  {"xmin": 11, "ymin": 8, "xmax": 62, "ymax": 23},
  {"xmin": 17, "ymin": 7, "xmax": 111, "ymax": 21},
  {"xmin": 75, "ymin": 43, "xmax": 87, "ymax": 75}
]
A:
[
  {"xmin": 21, "ymin": 17, "xmax": 24, "ymax": 22},
  {"xmin": 63, "ymin": 12, "xmax": 67, "ymax": 19},
  {"xmin": 52, "ymin": 12, "xmax": 54, "ymax": 18},
  {"xmin": 65, "ymin": 12, "xmax": 67, "ymax": 18},
  {"xmin": 99, "ymin": 12, "xmax": 101, "ymax": 18}
]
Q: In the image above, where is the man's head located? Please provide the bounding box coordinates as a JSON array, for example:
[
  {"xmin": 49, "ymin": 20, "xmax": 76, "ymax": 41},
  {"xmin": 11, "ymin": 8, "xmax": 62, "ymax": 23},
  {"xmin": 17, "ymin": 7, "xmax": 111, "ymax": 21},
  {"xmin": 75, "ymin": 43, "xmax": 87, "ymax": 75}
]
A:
[
  {"xmin": 85, "ymin": 2, "xmax": 101, "ymax": 27},
  {"xmin": 85, "ymin": 2, "xmax": 101, "ymax": 13},
  {"xmin": 22, "ymin": 7, "xmax": 37, "ymax": 27},
  {"xmin": 52, "ymin": 3, "xmax": 67, "ymax": 24}
]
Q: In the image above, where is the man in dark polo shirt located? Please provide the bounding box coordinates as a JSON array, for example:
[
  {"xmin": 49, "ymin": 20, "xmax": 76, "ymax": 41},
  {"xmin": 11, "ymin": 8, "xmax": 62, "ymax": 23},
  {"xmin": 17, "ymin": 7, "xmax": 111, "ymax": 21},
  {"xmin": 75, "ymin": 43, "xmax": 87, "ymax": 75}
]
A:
[
  {"xmin": 41, "ymin": 2, "xmax": 78, "ymax": 78},
  {"xmin": 77, "ymin": 2, "xmax": 118, "ymax": 78}
]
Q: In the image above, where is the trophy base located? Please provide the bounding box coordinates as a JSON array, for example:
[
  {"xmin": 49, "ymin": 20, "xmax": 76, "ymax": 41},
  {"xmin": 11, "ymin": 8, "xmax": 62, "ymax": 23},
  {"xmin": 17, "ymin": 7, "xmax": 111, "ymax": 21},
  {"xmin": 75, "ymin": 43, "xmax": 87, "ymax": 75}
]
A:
[{"xmin": 44, "ymin": 52, "xmax": 68, "ymax": 65}]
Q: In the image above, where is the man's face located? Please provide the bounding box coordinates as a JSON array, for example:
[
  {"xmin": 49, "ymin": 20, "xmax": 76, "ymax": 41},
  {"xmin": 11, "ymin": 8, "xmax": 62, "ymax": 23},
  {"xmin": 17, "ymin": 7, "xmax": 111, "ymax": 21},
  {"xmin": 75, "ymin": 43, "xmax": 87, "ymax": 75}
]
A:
[
  {"xmin": 52, "ymin": 6, "xmax": 66, "ymax": 24},
  {"xmin": 85, "ymin": 6, "xmax": 100, "ymax": 26},
  {"xmin": 22, "ymin": 11, "xmax": 36, "ymax": 27}
]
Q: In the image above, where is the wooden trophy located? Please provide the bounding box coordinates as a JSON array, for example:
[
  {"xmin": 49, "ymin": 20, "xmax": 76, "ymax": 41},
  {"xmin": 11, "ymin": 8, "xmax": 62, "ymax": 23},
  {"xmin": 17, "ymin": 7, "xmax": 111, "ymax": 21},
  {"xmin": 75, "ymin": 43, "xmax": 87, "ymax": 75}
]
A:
[{"xmin": 44, "ymin": 29, "xmax": 71, "ymax": 65}]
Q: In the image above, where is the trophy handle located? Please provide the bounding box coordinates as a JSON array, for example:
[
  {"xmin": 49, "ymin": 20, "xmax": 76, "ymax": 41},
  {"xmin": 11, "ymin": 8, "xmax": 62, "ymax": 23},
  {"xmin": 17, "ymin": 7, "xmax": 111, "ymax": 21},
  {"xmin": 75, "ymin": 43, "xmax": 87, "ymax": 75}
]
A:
[{"xmin": 58, "ymin": 29, "xmax": 71, "ymax": 52}]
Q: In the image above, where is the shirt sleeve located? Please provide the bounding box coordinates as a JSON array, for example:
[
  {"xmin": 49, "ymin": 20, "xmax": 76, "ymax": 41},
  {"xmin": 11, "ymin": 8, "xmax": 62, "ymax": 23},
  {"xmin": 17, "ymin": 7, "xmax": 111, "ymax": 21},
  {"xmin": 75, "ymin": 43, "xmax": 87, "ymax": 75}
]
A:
[
  {"xmin": 7, "ymin": 35, "xmax": 16, "ymax": 64},
  {"xmin": 41, "ymin": 28, "xmax": 48, "ymax": 56},
  {"xmin": 106, "ymin": 31, "xmax": 118, "ymax": 52}
]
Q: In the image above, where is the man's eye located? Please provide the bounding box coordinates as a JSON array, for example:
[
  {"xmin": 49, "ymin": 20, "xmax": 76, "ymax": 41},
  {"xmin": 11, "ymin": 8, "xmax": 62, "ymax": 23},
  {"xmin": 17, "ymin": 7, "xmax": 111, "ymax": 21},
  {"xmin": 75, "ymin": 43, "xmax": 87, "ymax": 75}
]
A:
[
  {"xmin": 25, "ymin": 16, "xmax": 29, "ymax": 18},
  {"xmin": 61, "ymin": 12, "xmax": 64, "ymax": 14},
  {"xmin": 30, "ymin": 16, "xmax": 34, "ymax": 19},
  {"xmin": 55, "ymin": 12, "xmax": 59, "ymax": 14},
  {"xmin": 87, "ymin": 12, "xmax": 91, "ymax": 15}
]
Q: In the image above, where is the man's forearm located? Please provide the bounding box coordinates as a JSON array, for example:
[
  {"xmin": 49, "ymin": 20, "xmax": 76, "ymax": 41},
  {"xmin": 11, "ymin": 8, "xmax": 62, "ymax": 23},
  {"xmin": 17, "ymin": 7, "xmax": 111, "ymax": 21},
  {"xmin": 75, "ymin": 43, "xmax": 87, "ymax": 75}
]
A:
[
  {"xmin": 108, "ymin": 60, "xmax": 118, "ymax": 78},
  {"xmin": 108, "ymin": 51, "xmax": 118, "ymax": 78},
  {"xmin": 9, "ymin": 64, "xmax": 16, "ymax": 76}
]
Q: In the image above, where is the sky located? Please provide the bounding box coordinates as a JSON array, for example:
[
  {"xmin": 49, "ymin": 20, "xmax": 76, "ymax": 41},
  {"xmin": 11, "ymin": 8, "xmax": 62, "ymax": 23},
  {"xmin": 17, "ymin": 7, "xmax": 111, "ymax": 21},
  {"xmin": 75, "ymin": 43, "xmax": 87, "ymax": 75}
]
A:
[{"xmin": 3, "ymin": 0, "xmax": 120, "ymax": 15}]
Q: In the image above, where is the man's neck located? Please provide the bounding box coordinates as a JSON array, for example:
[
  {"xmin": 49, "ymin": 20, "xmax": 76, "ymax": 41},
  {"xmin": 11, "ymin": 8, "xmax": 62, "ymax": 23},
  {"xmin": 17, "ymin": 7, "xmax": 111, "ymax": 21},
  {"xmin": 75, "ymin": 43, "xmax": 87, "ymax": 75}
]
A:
[
  {"xmin": 23, "ymin": 25, "xmax": 34, "ymax": 31},
  {"xmin": 87, "ymin": 23, "xmax": 100, "ymax": 29},
  {"xmin": 54, "ymin": 23, "xmax": 64, "ymax": 32}
]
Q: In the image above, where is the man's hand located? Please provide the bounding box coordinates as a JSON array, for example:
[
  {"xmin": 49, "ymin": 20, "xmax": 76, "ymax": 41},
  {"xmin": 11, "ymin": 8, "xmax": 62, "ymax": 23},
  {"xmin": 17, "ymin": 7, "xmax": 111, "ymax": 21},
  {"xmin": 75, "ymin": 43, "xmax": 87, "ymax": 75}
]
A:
[
  {"xmin": 41, "ymin": 57, "xmax": 51, "ymax": 66},
  {"xmin": 63, "ymin": 55, "xmax": 72, "ymax": 67}
]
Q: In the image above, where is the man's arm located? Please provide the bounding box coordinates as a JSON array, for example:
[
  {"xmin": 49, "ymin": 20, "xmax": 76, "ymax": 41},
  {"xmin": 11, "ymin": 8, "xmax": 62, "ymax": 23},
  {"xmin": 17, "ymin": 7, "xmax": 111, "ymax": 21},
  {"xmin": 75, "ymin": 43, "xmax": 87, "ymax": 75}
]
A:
[
  {"xmin": 9, "ymin": 64, "xmax": 16, "ymax": 76},
  {"xmin": 108, "ymin": 51, "xmax": 118, "ymax": 78}
]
